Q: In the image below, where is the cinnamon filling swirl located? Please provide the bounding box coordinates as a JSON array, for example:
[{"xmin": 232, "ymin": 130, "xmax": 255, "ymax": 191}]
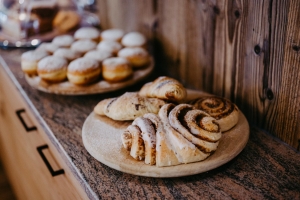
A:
[
  {"xmin": 168, "ymin": 104, "xmax": 220, "ymax": 153},
  {"xmin": 190, "ymin": 96, "xmax": 239, "ymax": 132},
  {"xmin": 192, "ymin": 97, "xmax": 235, "ymax": 119},
  {"xmin": 184, "ymin": 110, "xmax": 221, "ymax": 142}
]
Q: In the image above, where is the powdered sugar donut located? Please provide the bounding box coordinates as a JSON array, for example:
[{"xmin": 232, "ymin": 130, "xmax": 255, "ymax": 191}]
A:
[
  {"xmin": 74, "ymin": 27, "xmax": 100, "ymax": 42},
  {"xmin": 97, "ymin": 40, "xmax": 122, "ymax": 55},
  {"xmin": 67, "ymin": 57, "xmax": 101, "ymax": 85},
  {"xmin": 118, "ymin": 47, "xmax": 150, "ymax": 68},
  {"xmin": 71, "ymin": 39, "xmax": 97, "ymax": 55},
  {"xmin": 52, "ymin": 35, "xmax": 74, "ymax": 48},
  {"xmin": 121, "ymin": 32, "xmax": 146, "ymax": 48},
  {"xmin": 21, "ymin": 50, "xmax": 49, "ymax": 75},
  {"xmin": 36, "ymin": 42, "xmax": 59, "ymax": 54},
  {"xmin": 53, "ymin": 48, "xmax": 81, "ymax": 62},
  {"xmin": 100, "ymin": 28, "xmax": 124, "ymax": 42},
  {"xmin": 37, "ymin": 56, "xmax": 68, "ymax": 82},
  {"xmin": 102, "ymin": 57, "xmax": 133, "ymax": 82},
  {"xmin": 84, "ymin": 49, "xmax": 112, "ymax": 63}
]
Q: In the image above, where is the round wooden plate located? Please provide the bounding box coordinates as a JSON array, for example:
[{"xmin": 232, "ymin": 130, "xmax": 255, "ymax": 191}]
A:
[
  {"xmin": 82, "ymin": 91, "xmax": 250, "ymax": 178},
  {"xmin": 25, "ymin": 59, "xmax": 154, "ymax": 95}
]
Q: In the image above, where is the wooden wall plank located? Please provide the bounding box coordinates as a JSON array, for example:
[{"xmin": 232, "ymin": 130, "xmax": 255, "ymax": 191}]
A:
[
  {"xmin": 96, "ymin": 0, "xmax": 300, "ymax": 149},
  {"xmin": 269, "ymin": 0, "xmax": 300, "ymax": 147},
  {"xmin": 97, "ymin": 0, "xmax": 155, "ymax": 38}
]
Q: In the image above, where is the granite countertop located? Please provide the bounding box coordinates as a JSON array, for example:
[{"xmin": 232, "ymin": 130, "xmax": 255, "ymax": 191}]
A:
[{"xmin": 1, "ymin": 49, "xmax": 300, "ymax": 199}]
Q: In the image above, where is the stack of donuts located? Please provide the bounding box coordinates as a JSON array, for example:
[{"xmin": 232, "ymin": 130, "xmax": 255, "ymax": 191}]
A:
[
  {"xmin": 21, "ymin": 27, "xmax": 151, "ymax": 85},
  {"xmin": 93, "ymin": 76, "xmax": 240, "ymax": 167}
]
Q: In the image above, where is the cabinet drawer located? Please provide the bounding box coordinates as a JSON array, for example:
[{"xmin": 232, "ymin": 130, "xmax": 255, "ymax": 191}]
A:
[{"xmin": 0, "ymin": 66, "xmax": 87, "ymax": 199}]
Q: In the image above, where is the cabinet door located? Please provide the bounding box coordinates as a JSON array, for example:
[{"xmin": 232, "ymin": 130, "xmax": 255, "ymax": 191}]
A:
[{"xmin": 0, "ymin": 66, "xmax": 88, "ymax": 200}]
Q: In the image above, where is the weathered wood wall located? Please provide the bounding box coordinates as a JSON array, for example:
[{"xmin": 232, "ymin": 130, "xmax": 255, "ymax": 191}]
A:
[{"xmin": 96, "ymin": 0, "xmax": 300, "ymax": 150}]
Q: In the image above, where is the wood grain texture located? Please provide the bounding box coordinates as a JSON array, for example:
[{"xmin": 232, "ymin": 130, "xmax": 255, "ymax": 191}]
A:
[
  {"xmin": 96, "ymin": 0, "xmax": 300, "ymax": 149},
  {"xmin": 268, "ymin": 0, "xmax": 300, "ymax": 148},
  {"xmin": 0, "ymin": 162, "xmax": 16, "ymax": 200},
  {"xmin": 0, "ymin": 66, "xmax": 88, "ymax": 200},
  {"xmin": 1, "ymin": 49, "xmax": 300, "ymax": 199}
]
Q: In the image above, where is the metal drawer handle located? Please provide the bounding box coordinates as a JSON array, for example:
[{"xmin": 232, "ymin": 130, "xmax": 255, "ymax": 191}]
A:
[
  {"xmin": 37, "ymin": 145, "xmax": 65, "ymax": 177},
  {"xmin": 16, "ymin": 109, "xmax": 37, "ymax": 132}
]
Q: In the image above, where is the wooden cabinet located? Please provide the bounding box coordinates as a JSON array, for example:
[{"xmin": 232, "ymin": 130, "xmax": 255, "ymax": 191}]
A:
[{"xmin": 0, "ymin": 66, "xmax": 88, "ymax": 199}]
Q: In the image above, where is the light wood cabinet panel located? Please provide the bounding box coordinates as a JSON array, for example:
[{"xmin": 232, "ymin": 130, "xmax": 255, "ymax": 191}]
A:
[{"xmin": 0, "ymin": 66, "xmax": 88, "ymax": 200}]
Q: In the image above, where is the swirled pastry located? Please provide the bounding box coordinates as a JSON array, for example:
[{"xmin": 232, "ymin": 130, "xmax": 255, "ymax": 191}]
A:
[
  {"xmin": 122, "ymin": 125, "xmax": 145, "ymax": 161},
  {"xmin": 132, "ymin": 117, "xmax": 156, "ymax": 165},
  {"xmin": 168, "ymin": 104, "xmax": 220, "ymax": 153},
  {"xmin": 121, "ymin": 104, "xmax": 212, "ymax": 167},
  {"xmin": 93, "ymin": 92, "xmax": 166, "ymax": 121},
  {"xmin": 190, "ymin": 96, "xmax": 239, "ymax": 132},
  {"xmin": 143, "ymin": 113, "xmax": 180, "ymax": 167},
  {"xmin": 139, "ymin": 76, "xmax": 187, "ymax": 103},
  {"xmin": 159, "ymin": 104, "xmax": 210, "ymax": 164}
]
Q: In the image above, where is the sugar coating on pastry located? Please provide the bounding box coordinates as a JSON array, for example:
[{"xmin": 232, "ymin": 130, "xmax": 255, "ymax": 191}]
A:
[
  {"xmin": 21, "ymin": 50, "xmax": 49, "ymax": 62},
  {"xmin": 97, "ymin": 40, "xmax": 122, "ymax": 55},
  {"xmin": 21, "ymin": 50, "xmax": 49, "ymax": 75},
  {"xmin": 37, "ymin": 56, "xmax": 68, "ymax": 82},
  {"xmin": 121, "ymin": 32, "xmax": 146, "ymax": 47},
  {"xmin": 117, "ymin": 47, "xmax": 150, "ymax": 68},
  {"xmin": 102, "ymin": 57, "xmax": 133, "ymax": 82},
  {"xmin": 53, "ymin": 48, "xmax": 81, "ymax": 62},
  {"xmin": 74, "ymin": 27, "xmax": 100, "ymax": 41},
  {"xmin": 71, "ymin": 39, "xmax": 97, "ymax": 54},
  {"xmin": 100, "ymin": 29, "xmax": 124, "ymax": 42},
  {"xmin": 67, "ymin": 57, "xmax": 101, "ymax": 85},
  {"xmin": 36, "ymin": 42, "xmax": 59, "ymax": 54},
  {"xmin": 52, "ymin": 35, "xmax": 74, "ymax": 47},
  {"xmin": 84, "ymin": 50, "xmax": 112, "ymax": 63}
]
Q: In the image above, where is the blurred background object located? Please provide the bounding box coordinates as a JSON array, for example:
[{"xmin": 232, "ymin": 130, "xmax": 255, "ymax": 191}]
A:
[{"xmin": 0, "ymin": 0, "xmax": 100, "ymax": 48}]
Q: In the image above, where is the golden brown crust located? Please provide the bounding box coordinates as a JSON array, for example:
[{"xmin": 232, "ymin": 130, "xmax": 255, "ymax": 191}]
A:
[
  {"xmin": 139, "ymin": 76, "xmax": 187, "ymax": 102},
  {"xmin": 37, "ymin": 56, "xmax": 68, "ymax": 82},
  {"xmin": 102, "ymin": 57, "xmax": 133, "ymax": 82},
  {"xmin": 94, "ymin": 98, "xmax": 115, "ymax": 116},
  {"xmin": 94, "ymin": 92, "xmax": 166, "ymax": 121},
  {"xmin": 67, "ymin": 57, "xmax": 101, "ymax": 85},
  {"xmin": 117, "ymin": 47, "xmax": 150, "ymax": 68}
]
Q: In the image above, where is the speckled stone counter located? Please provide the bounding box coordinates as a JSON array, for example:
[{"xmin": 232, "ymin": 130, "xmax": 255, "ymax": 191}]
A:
[{"xmin": 1, "ymin": 49, "xmax": 300, "ymax": 199}]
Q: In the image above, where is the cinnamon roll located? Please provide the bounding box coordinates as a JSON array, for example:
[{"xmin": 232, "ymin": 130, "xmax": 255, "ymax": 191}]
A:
[
  {"xmin": 190, "ymin": 96, "xmax": 239, "ymax": 132},
  {"xmin": 159, "ymin": 104, "xmax": 210, "ymax": 163},
  {"xmin": 132, "ymin": 117, "xmax": 156, "ymax": 165},
  {"xmin": 122, "ymin": 125, "xmax": 145, "ymax": 161},
  {"xmin": 139, "ymin": 76, "xmax": 187, "ymax": 103},
  {"xmin": 143, "ymin": 113, "xmax": 180, "ymax": 167},
  {"xmin": 121, "ymin": 104, "xmax": 216, "ymax": 166},
  {"xmin": 168, "ymin": 104, "xmax": 220, "ymax": 153}
]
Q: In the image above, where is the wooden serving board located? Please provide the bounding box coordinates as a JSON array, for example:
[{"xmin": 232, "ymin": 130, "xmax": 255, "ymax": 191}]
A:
[
  {"xmin": 82, "ymin": 90, "xmax": 250, "ymax": 178},
  {"xmin": 25, "ymin": 59, "xmax": 154, "ymax": 95}
]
